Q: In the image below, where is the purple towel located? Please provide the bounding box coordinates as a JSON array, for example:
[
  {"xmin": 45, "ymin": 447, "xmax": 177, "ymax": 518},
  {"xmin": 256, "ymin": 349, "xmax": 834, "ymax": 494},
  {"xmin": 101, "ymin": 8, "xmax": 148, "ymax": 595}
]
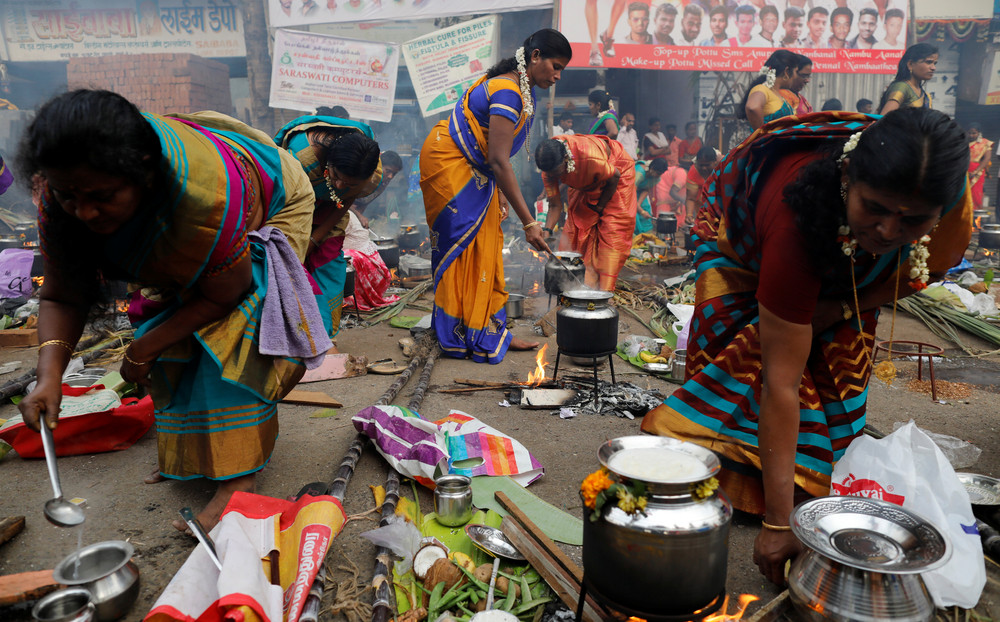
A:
[
  {"xmin": 0, "ymin": 155, "xmax": 12, "ymax": 195},
  {"xmin": 250, "ymin": 226, "xmax": 332, "ymax": 369}
]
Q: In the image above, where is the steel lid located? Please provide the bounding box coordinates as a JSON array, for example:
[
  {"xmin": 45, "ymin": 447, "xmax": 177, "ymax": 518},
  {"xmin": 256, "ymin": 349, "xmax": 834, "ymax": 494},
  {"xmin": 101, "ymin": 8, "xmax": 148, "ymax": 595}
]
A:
[
  {"xmin": 562, "ymin": 289, "xmax": 612, "ymax": 301},
  {"xmin": 957, "ymin": 472, "xmax": 1000, "ymax": 506},
  {"xmin": 791, "ymin": 496, "xmax": 950, "ymax": 574}
]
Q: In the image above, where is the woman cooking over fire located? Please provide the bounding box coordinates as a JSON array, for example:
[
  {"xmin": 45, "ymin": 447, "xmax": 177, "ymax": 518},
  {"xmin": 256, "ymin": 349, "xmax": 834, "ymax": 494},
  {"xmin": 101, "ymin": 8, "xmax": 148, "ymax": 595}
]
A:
[
  {"xmin": 274, "ymin": 114, "xmax": 382, "ymax": 343},
  {"xmin": 419, "ymin": 28, "xmax": 571, "ymax": 363},
  {"xmin": 536, "ymin": 133, "xmax": 638, "ymax": 290},
  {"xmin": 17, "ymin": 89, "xmax": 329, "ymax": 532},
  {"xmin": 640, "ymin": 108, "xmax": 972, "ymax": 585},
  {"xmin": 967, "ymin": 122, "xmax": 993, "ymax": 211}
]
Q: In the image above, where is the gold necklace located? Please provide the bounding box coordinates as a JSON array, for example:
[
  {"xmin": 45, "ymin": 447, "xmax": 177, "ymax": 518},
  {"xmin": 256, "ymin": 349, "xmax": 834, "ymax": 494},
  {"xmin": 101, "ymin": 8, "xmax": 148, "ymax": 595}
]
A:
[{"xmin": 872, "ymin": 252, "xmax": 902, "ymax": 385}]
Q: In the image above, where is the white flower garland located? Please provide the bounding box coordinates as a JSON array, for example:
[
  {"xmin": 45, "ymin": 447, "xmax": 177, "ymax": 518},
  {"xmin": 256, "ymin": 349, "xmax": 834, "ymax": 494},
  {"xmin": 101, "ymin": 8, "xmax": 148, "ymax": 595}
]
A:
[
  {"xmin": 560, "ymin": 139, "xmax": 576, "ymax": 174},
  {"xmin": 908, "ymin": 235, "xmax": 931, "ymax": 289},
  {"xmin": 838, "ymin": 224, "xmax": 857, "ymax": 256},
  {"xmin": 515, "ymin": 46, "xmax": 535, "ymax": 160},
  {"xmin": 759, "ymin": 66, "xmax": 776, "ymax": 89},
  {"xmin": 324, "ymin": 175, "xmax": 344, "ymax": 208},
  {"xmin": 837, "ymin": 130, "xmax": 863, "ymax": 164}
]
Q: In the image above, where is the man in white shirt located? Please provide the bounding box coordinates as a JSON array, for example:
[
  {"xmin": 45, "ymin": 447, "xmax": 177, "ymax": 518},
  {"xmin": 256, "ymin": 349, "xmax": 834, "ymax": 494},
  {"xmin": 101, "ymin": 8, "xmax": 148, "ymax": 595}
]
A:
[
  {"xmin": 679, "ymin": 4, "xmax": 704, "ymax": 45},
  {"xmin": 873, "ymin": 8, "xmax": 904, "ymax": 49},
  {"xmin": 754, "ymin": 6, "xmax": 779, "ymax": 46},
  {"xmin": 617, "ymin": 112, "xmax": 640, "ymax": 159},
  {"xmin": 552, "ymin": 111, "xmax": 575, "ymax": 137}
]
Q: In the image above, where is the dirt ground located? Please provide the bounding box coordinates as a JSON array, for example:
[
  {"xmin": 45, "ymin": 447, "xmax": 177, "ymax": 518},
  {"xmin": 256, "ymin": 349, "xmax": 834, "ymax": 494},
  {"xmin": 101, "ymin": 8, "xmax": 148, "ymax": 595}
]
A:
[{"xmin": 2, "ymin": 260, "xmax": 1000, "ymax": 621}]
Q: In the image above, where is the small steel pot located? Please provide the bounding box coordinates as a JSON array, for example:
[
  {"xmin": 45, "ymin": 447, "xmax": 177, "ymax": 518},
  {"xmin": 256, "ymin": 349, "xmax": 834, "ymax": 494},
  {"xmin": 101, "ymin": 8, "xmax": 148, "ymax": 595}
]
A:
[
  {"xmin": 54, "ymin": 541, "xmax": 140, "ymax": 622},
  {"xmin": 788, "ymin": 548, "xmax": 934, "ymax": 622},
  {"xmin": 373, "ymin": 238, "xmax": 400, "ymax": 269},
  {"xmin": 32, "ymin": 588, "xmax": 95, "ymax": 622},
  {"xmin": 656, "ymin": 213, "xmax": 677, "ymax": 235},
  {"xmin": 543, "ymin": 251, "xmax": 585, "ymax": 295},
  {"xmin": 505, "ymin": 294, "xmax": 524, "ymax": 319},
  {"xmin": 404, "ymin": 264, "xmax": 432, "ymax": 279},
  {"xmin": 434, "ymin": 474, "xmax": 473, "ymax": 526},
  {"xmin": 981, "ymin": 224, "xmax": 1000, "ymax": 250}
]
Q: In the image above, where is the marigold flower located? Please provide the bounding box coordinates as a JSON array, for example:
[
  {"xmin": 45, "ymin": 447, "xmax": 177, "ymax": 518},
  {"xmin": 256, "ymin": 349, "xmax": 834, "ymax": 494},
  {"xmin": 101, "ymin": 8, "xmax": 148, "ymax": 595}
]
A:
[{"xmin": 580, "ymin": 468, "xmax": 612, "ymax": 510}]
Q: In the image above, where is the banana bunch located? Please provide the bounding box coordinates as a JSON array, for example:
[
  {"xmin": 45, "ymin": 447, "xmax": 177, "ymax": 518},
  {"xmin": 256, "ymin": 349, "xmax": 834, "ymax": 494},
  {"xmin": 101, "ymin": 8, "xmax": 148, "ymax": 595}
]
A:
[{"xmin": 639, "ymin": 351, "xmax": 668, "ymax": 364}]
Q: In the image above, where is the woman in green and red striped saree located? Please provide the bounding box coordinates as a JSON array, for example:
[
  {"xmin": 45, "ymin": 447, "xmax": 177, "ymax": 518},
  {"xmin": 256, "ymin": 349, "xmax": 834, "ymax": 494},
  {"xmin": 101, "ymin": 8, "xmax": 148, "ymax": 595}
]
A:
[
  {"xmin": 17, "ymin": 90, "xmax": 328, "ymax": 532},
  {"xmin": 640, "ymin": 108, "xmax": 971, "ymax": 585}
]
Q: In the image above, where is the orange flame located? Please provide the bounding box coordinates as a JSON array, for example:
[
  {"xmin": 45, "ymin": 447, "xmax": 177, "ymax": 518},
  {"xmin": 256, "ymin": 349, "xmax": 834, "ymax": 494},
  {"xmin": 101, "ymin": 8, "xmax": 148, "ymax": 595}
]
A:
[
  {"xmin": 528, "ymin": 281, "xmax": 540, "ymax": 295},
  {"xmin": 976, "ymin": 216, "xmax": 983, "ymax": 231},
  {"xmin": 627, "ymin": 594, "xmax": 759, "ymax": 622},
  {"xmin": 116, "ymin": 299, "xmax": 129, "ymax": 313},
  {"xmin": 32, "ymin": 275, "xmax": 44, "ymax": 288},
  {"xmin": 526, "ymin": 343, "xmax": 549, "ymax": 385}
]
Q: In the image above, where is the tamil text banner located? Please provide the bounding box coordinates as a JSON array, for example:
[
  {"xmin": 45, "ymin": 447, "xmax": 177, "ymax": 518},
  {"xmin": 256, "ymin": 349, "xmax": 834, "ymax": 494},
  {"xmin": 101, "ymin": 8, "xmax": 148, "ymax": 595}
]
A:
[
  {"xmin": 559, "ymin": 0, "xmax": 906, "ymax": 73},
  {"xmin": 0, "ymin": 0, "xmax": 245, "ymax": 62},
  {"xmin": 269, "ymin": 29, "xmax": 399, "ymax": 122},
  {"xmin": 402, "ymin": 16, "xmax": 499, "ymax": 117},
  {"xmin": 270, "ymin": 0, "xmax": 550, "ymax": 28}
]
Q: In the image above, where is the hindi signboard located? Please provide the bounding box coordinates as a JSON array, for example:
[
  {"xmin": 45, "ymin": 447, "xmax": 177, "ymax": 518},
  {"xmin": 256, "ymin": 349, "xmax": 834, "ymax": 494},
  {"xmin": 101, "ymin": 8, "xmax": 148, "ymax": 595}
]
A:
[
  {"xmin": 402, "ymin": 16, "xmax": 498, "ymax": 117},
  {"xmin": 269, "ymin": 0, "xmax": 549, "ymax": 28},
  {"xmin": 0, "ymin": 0, "xmax": 245, "ymax": 62},
  {"xmin": 269, "ymin": 28, "xmax": 399, "ymax": 122},
  {"xmin": 560, "ymin": 0, "xmax": 907, "ymax": 73}
]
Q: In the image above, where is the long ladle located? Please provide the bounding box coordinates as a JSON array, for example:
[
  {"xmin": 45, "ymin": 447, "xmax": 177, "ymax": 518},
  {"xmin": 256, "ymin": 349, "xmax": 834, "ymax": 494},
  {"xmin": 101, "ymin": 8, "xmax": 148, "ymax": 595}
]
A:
[
  {"xmin": 465, "ymin": 524, "xmax": 526, "ymax": 610},
  {"xmin": 40, "ymin": 423, "xmax": 85, "ymax": 527}
]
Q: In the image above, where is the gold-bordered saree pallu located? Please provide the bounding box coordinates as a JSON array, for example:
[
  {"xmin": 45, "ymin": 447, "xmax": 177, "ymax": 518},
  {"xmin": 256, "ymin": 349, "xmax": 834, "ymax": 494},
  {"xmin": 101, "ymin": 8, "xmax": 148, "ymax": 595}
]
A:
[
  {"xmin": 104, "ymin": 112, "xmax": 314, "ymax": 481},
  {"xmin": 420, "ymin": 74, "xmax": 534, "ymax": 363},
  {"xmin": 640, "ymin": 112, "xmax": 972, "ymax": 514}
]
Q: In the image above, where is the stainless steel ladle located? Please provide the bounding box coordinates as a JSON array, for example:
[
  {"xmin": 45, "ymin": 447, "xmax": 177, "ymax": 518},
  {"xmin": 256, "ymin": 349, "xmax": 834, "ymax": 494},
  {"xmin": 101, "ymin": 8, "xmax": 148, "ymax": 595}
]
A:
[{"xmin": 40, "ymin": 424, "xmax": 85, "ymax": 527}]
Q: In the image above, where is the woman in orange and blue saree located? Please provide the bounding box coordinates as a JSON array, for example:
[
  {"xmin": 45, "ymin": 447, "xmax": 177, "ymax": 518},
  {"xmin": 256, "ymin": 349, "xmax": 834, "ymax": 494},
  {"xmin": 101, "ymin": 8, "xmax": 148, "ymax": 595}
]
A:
[
  {"xmin": 639, "ymin": 108, "xmax": 971, "ymax": 586},
  {"xmin": 420, "ymin": 29, "xmax": 571, "ymax": 363},
  {"xmin": 536, "ymin": 134, "xmax": 638, "ymax": 290}
]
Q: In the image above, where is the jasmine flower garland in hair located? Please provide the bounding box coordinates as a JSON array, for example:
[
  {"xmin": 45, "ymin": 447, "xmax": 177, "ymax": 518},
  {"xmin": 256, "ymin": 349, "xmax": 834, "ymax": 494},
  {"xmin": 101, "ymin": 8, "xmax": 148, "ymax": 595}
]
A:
[
  {"xmin": 515, "ymin": 46, "xmax": 535, "ymax": 159},
  {"xmin": 561, "ymin": 139, "xmax": 576, "ymax": 173},
  {"xmin": 759, "ymin": 66, "xmax": 776, "ymax": 89},
  {"xmin": 838, "ymin": 130, "xmax": 863, "ymax": 164},
  {"xmin": 324, "ymin": 176, "xmax": 343, "ymax": 209},
  {"xmin": 908, "ymin": 235, "xmax": 931, "ymax": 290}
]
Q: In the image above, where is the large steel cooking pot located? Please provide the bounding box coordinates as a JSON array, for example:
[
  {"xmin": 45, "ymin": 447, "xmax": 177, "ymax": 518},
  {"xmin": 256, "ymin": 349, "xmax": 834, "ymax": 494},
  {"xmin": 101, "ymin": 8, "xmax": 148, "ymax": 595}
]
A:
[
  {"xmin": 544, "ymin": 252, "xmax": 585, "ymax": 295},
  {"xmin": 556, "ymin": 289, "xmax": 618, "ymax": 356},
  {"xmin": 583, "ymin": 436, "xmax": 731, "ymax": 617},
  {"xmin": 980, "ymin": 224, "xmax": 1000, "ymax": 250},
  {"xmin": 373, "ymin": 238, "xmax": 400, "ymax": 269},
  {"xmin": 398, "ymin": 224, "xmax": 424, "ymax": 251},
  {"xmin": 656, "ymin": 213, "xmax": 677, "ymax": 235}
]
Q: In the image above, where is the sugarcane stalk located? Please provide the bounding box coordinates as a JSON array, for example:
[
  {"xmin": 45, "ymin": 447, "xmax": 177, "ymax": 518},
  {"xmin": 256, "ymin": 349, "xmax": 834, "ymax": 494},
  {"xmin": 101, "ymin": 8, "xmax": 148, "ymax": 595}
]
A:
[{"xmin": 371, "ymin": 345, "xmax": 438, "ymax": 622}]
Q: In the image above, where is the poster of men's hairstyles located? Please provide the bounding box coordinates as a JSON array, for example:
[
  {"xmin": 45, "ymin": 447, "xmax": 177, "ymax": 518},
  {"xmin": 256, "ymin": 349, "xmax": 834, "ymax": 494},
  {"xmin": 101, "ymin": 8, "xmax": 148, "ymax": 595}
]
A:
[{"xmin": 560, "ymin": 0, "xmax": 907, "ymax": 72}]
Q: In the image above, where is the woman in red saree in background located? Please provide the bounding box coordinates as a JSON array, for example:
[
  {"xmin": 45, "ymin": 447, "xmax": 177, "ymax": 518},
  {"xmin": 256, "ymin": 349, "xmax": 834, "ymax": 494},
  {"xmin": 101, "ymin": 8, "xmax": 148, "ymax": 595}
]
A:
[
  {"xmin": 17, "ymin": 90, "xmax": 328, "ymax": 532},
  {"xmin": 274, "ymin": 115, "xmax": 382, "ymax": 343},
  {"xmin": 968, "ymin": 123, "xmax": 993, "ymax": 210},
  {"xmin": 342, "ymin": 211, "xmax": 398, "ymax": 311},
  {"xmin": 420, "ymin": 29, "xmax": 571, "ymax": 363},
  {"xmin": 640, "ymin": 108, "xmax": 971, "ymax": 586},
  {"xmin": 537, "ymin": 134, "xmax": 637, "ymax": 290}
]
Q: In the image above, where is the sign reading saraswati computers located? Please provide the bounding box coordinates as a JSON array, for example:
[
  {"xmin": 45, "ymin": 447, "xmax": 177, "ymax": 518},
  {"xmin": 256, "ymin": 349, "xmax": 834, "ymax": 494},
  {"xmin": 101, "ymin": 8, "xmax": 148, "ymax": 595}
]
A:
[
  {"xmin": 402, "ymin": 16, "xmax": 499, "ymax": 118},
  {"xmin": 0, "ymin": 0, "xmax": 245, "ymax": 61}
]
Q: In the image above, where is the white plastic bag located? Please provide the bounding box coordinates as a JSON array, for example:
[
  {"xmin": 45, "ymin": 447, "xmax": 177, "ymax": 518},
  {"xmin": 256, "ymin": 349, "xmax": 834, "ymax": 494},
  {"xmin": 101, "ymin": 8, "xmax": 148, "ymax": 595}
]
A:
[{"xmin": 830, "ymin": 420, "xmax": 984, "ymax": 608}]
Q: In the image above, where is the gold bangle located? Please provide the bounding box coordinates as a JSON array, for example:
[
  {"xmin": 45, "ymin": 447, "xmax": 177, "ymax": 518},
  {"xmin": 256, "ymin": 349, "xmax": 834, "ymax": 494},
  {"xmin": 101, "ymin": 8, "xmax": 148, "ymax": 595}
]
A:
[
  {"xmin": 123, "ymin": 349, "xmax": 150, "ymax": 366},
  {"xmin": 39, "ymin": 340, "xmax": 74, "ymax": 354},
  {"xmin": 761, "ymin": 521, "xmax": 792, "ymax": 532},
  {"xmin": 523, "ymin": 221, "xmax": 541, "ymax": 231}
]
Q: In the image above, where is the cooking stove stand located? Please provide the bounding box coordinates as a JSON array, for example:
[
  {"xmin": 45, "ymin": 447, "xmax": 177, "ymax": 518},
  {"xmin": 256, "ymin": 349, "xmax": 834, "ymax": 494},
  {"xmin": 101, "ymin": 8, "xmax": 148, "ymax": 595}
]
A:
[
  {"xmin": 575, "ymin": 574, "xmax": 726, "ymax": 622},
  {"xmin": 551, "ymin": 349, "xmax": 616, "ymax": 406}
]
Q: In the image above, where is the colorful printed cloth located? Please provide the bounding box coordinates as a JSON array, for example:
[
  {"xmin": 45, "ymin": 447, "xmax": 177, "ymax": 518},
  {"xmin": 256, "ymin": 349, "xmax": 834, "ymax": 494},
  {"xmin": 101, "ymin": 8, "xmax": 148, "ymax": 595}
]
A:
[
  {"xmin": 588, "ymin": 109, "xmax": 619, "ymax": 136},
  {"xmin": 39, "ymin": 111, "xmax": 318, "ymax": 481},
  {"xmin": 274, "ymin": 115, "xmax": 382, "ymax": 338},
  {"xmin": 640, "ymin": 112, "xmax": 972, "ymax": 514},
  {"xmin": 779, "ymin": 89, "xmax": 814, "ymax": 116},
  {"xmin": 542, "ymin": 134, "xmax": 637, "ymax": 290},
  {"xmin": 420, "ymin": 74, "xmax": 534, "ymax": 363}
]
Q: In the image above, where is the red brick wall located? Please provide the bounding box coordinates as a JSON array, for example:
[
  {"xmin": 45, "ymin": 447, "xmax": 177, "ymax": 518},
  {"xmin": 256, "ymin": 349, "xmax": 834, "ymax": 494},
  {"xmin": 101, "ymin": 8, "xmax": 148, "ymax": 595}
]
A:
[{"xmin": 67, "ymin": 53, "xmax": 231, "ymax": 115}]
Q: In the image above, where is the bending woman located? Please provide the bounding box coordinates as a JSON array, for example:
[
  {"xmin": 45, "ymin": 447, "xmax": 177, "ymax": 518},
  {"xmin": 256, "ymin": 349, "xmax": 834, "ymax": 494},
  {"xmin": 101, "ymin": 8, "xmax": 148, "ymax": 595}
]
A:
[
  {"xmin": 878, "ymin": 43, "xmax": 937, "ymax": 114},
  {"xmin": 537, "ymin": 134, "xmax": 638, "ymax": 290},
  {"xmin": 587, "ymin": 90, "xmax": 619, "ymax": 138},
  {"xmin": 420, "ymin": 28, "xmax": 571, "ymax": 363},
  {"xmin": 740, "ymin": 50, "xmax": 797, "ymax": 130},
  {"xmin": 17, "ymin": 90, "xmax": 329, "ymax": 531},
  {"xmin": 640, "ymin": 108, "xmax": 971, "ymax": 585},
  {"xmin": 275, "ymin": 115, "xmax": 381, "ymax": 341}
]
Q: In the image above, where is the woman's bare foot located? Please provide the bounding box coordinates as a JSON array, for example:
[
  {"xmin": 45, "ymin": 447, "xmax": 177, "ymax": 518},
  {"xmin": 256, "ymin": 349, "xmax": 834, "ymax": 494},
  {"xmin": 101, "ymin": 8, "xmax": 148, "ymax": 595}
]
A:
[
  {"xmin": 171, "ymin": 473, "xmax": 256, "ymax": 534},
  {"xmin": 510, "ymin": 337, "xmax": 540, "ymax": 351},
  {"xmin": 144, "ymin": 468, "xmax": 167, "ymax": 484}
]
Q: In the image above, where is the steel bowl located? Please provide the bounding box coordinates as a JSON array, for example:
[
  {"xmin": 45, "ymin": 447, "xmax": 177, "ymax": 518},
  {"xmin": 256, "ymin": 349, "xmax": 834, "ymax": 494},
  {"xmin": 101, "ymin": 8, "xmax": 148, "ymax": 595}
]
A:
[
  {"xmin": 32, "ymin": 587, "xmax": 95, "ymax": 622},
  {"xmin": 505, "ymin": 294, "xmax": 524, "ymax": 319},
  {"xmin": 53, "ymin": 541, "xmax": 140, "ymax": 621}
]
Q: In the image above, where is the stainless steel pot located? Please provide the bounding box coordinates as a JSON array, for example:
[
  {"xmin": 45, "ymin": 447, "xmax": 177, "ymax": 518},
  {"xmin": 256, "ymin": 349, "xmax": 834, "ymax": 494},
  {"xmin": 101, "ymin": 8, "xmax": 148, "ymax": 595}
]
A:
[
  {"xmin": 656, "ymin": 213, "xmax": 677, "ymax": 235},
  {"xmin": 980, "ymin": 224, "xmax": 1000, "ymax": 249},
  {"xmin": 32, "ymin": 587, "xmax": 95, "ymax": 622},
  {"xmin": 556, "ymin": 289, "xmax": 618, "ymax": 356},
  {"xmin": 53, "ymin": 540, "xmax": 140, "ymax": 621},
  {"xmin": 505, "ymin": 293, "xmax": 524, "ymax": 319},
  {"xmin": 398, "ymin": 224, "xmax": 424, "ymax": 251},
  {"xmin": 374, "ymin": 238, "xmax": 400, "ymax": 269},
  {"xmin": 434, "ymin": 474, "xmax": 474, "ymax": 527},
  {"xmin": 543, "ymin": 251, "xmax": 585, "ymax": 295},
  {"xmin": 583, "ymin": 436, "xmax": 731, "ymax": 617}
]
